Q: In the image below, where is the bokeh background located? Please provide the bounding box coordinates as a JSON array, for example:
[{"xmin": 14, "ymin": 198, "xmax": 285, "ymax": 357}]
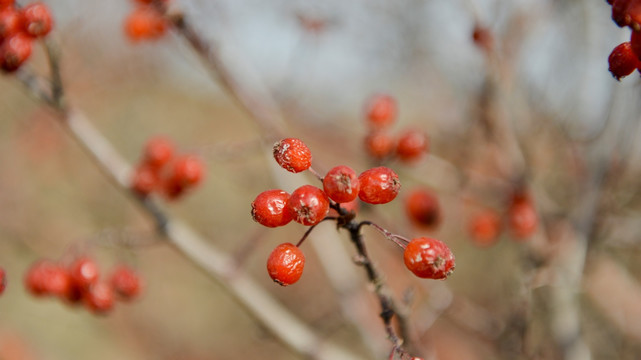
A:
[{"xmin": 1, "ymin": 0, "xmax": 641, "ymax": 359}]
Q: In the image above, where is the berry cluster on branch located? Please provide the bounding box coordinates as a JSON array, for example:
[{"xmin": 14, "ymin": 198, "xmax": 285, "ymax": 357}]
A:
[
  {"xmin": 25, "ymin": 256, "xmax": 142, "ymax": 315},
  {"xmin": 130, "ymin": 136, "xmax": 205, "ymax": 200},
  {"xmin": 251, "ymin": 137, "xmax": 454, "ymax": 286},
  {"xmin": 607, "ymin": 0, "xmax": 641, "ymax": 80},
  {"xmin": 0, "ymin": 0, "xmax": 53, "ymax": 72}
]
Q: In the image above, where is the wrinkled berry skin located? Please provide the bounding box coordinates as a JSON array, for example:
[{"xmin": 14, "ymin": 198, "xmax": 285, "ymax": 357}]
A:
[
  {"xmin": 403, "ymin": 237, "xmax": 455, "ymax": 280},
  {"xmin": 405, "ymin": 188, "xmax": 441, "ymax": 229},
  {"xmin": 267, "ymin": 243, "xmax": 305, "ymax": 286},
  {"xmin": 286, "ymin": 185, "xmax": 329, "ymax": 226},
  {"xmin": 608, "ymin": 41, "xmax": 640, "ymax": 80},
  {"xmin": 251, "ymin": 189, "xmax": 293, "ymax": 227},
  {"xmin": 273, "ymin": 138, "xmax": 312, "ymax": 173},
  {"xmin": 323, "ymin": 165, "xmax": 360, "ymax": 203},
  {"xmin": 358, "ymin": 167, "xmax": 400, "ymax": 204}
]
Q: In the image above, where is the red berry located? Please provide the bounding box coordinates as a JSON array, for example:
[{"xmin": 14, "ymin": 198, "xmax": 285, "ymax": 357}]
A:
[
  {"xmin": 25, "ymin": 260, "xmax": 72, "ymax": 298},
  {"xmin": 358, "ymin": 166, "xmax": 400, "ymax": 204},
  {"xmin": 69, "ymin": 257, "xmax": 99, "ymax": 289},
  {"xmin": 630, "ymin": 30, "xmax": 641, "ymax": 62},
  {"xmin": 0, "ymin": 33, "xmax": 32, "ymax": 72},
  {"xmin": 109, "ymin": 265, "xmax": 142, "ymax": 301},
  {"xmin": 266, "ymin": 243, "xmax": 305, "ymax": 286},
  {"xmin": 83, "ymin": 282, "xmax": 115, "ymax": 314},
  {"xmin": 609, "ymin": 42, "xmax": 640, "ymax": 80},
  {"xmin": 396, "ymin": 128, "xmax": 428, "ymax": 162},
  {"xmin": 364, "ymin": 131, "xmax": 395, "ymax": 160},
  {"xmin": 131, "ymin": 165, "xmax": 160, "ymax": 196},
  {"xmin": 143, "ymin": 136, "xmax": 174, "ymax": 169},
  {"xmin": 0, "ymin": 8, "xmax": 23, "ymax": 40},
  {"xmin": 612, "ymin": 0, "xmax": 641, "ymax": 29},
  {"xmin": 323, "ymin": 165, "xmax": 360, "ymax": 203},
  {"xmin": 468, "ymin": 210, "xmax": 501, "ymax": 247},
  {"xmin": 273, "ymin": 138, "xmax": 312, "ymax": 173},
  {"xmin": 0, "ymin": 267, "xmax": 6, "ymax": 295},
  {"xmin": 21, "ymin": 2, "xmax": 53, "ymax": 38},
  {"xmin": 405, "ymin": 188, "xmax": 441, "ymax": 229},
  {"xmin": 286, "ymin": 185, "xmax": 329, "ymax": 226},
  {"xmin": 251, "ymin": 189, "xmax": 293, "ymax": 227},
  {"xmin": 124, "ymin": 6, "xmax": 168, "ymax": 42},
  {"xmin": 403, "ymin": 237, "xmax": 455, "ymax": 280},
  {"xmin": 169, "ymin": 155, "xmax": 205, "ymax": 187},
  {"xmin": 365, "ymin": 94, "xmax": 397, "ymax": 129},
  {"xmin": 508, "ymin": 199, "xmax": 537, "ymax": 240}
]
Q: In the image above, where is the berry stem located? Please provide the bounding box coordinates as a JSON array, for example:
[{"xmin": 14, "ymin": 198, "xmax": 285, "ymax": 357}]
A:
[
  {"xmin": 359, "ymin": 221, "xmax": 411, "ymax": 249},
  {"xmin": 307, "ymin": 166, "xmax": 323, "ymax": 182},
  {"xmin": 295, "ymin": 217, "xmax": 337, "ymax": 247}
]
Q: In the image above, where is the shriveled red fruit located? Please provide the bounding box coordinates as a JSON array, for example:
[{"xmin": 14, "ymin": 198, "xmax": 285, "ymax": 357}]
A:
[
  {"xmin": 273, "ymin": 138, "xmax": 312, "ymax": 173},
  {"xmin": 403, "ymin": 237, "xmax": 455, "ymax": 280},
  {"xmin": 131, "ymin": 165, "xmax": 160, "ymax": 196},
  {"xmin": 124, "ymin": 6, "xmax": 168, "ymax": 42},
  {"xmin": 0, "ymin": 33, "xmax": 32, "ymax": 72},
  {"xmin": 169, "ymin": 155, "xmax": 205, "ymax": 187},
  {"xmin": 0, "ymin": 8, "xmax": 24, "ymax": 40},
  {"xmin": 24, "ymin": 260, "xmax": 72, "ymax": 298},
  {"xmin": 109, "ymin": 265, "xmax": 142, "ymax": 301},
  {"xmin": 69, "ymin": 257, "xmax": 99, "ymax": 290},
  {"xmin": 468, "ymin": 210, "xmax": 501, "ymax": 247},
  {"xmin": 405, "ymin": 188, "xmax": 441, "ymax": 229},
  {"xmin": 266, "ymin": 243, "xmax": 305, "ymax": 286},
  {"xmin": 251, "ymin": 189, "xmax": 293, "ymax": 227},
  {"xmin": 0, "ymin": 267, "xmax": 6, "ymax": 295},
  {"xmin": 83, "ymin": 282, "xmax": 115, "ymax": 314},
  {"xmin": 364, "ymin": 131, "xmax": 395, "ymax": 160},
  {"xmin": 508, "ymin": 200, "xmax": 537, "ymax": 240},
  {"xmin": 396, "ymin": 128, "xmax": 428, "ymax": 162},
  {"xmin": 365, "ymin": 94, "xmax": 397, "ymax": 129},
  {"xmin": 608, "ymin": 42, "xmax": 640, "ymax": 80},
  {"xmin": 323, "ymin": 165, "xmax": 360, "ymax": 203},
  {"xmin": 21, "ymin": 2, "xmax": 54, "ymax": 38},
  {"xmin": 358, "ymin": 166, "xmax": 400, "ymax": 204},
  {"xmin": 286, "ymin": 185, "xmax": 329, "ymax": 226},
  {"xmin": 143, "ymin": 136, "xmax": 174, "ymax": 169}
]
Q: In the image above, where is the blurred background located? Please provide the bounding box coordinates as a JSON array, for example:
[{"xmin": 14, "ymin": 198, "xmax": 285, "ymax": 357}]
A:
[{"xmin": 1, "ymin": 0, "xmax": 641, "ymax": 359}]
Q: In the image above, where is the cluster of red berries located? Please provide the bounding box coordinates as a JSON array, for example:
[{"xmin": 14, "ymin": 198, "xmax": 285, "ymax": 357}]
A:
[
  {"xmin": 606, "ymin": 0, "xmax": 641, "ymax": 80},
  {"xmin": 252, "ymin": 138, "xmax": 401, "ymax": 285},
  {"xmin": 25, "ymin": 256, "xmax": 142, "ymax": 315},
  {"xmin": 0, "ymin": 267, "xmax": 6, "ymax": 295},
  {"xmin": 467, "ymin": 190, "xmax": 538, "ymax": 247},
  {"xmin": 0, "ymin": 0, "xmax": 53, "ymax": 72},
  {"xmin": 404, "ymin": 187, "xmax": 441, "ymax": 230},
  {"xmin": 363, "ymin": 94, "xmax": 429, "ymax": 163},
  {"xmin": 253, "ymin": 137, "xmax": 455, "ymax": 285},
  {"xmin": 130, "ymin": 136, "xmax": 205, "ymax": 199},
  {"xmin": 124, "ymin": 0, "xmax": 169, "ymax": 42}
]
